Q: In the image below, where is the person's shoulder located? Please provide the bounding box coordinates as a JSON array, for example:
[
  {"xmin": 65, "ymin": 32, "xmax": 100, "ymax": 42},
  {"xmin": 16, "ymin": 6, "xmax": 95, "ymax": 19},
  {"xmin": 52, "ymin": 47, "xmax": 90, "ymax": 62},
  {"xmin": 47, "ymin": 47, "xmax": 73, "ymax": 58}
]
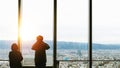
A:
[
  {"xmin": 16, "ymin": 51, "xmax": 21, "ymax": 54},
  {"xmin": 9, "ymin": 51, "xmax": 13, "ymax": 55},
  {"xmin": 9, "ymin": 51, "xmax": 20, "ymax": 53}
]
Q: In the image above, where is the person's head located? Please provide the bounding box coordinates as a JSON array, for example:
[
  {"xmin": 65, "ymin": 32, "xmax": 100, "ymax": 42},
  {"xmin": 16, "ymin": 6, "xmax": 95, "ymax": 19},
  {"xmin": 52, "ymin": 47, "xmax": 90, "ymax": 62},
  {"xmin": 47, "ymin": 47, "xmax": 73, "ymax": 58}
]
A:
[
  {"xmin": 11, "ymin": 43, "xmax": 18, "ymax": 51},
  {"xmin": 36, "ymin": 35, "xmax": 43, "ymax": 41}
]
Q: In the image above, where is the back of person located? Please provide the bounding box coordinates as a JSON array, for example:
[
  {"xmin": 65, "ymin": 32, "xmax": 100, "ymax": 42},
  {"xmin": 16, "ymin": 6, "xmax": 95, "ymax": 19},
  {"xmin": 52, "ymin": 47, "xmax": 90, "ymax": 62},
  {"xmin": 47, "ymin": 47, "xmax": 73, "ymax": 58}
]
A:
[
  {"xmin": 9, "ymin": 43, "xmax": 23, "ymax": 68},
  {"xmin": 32, "ymin": 35, "xmax": 50, "ymax": 68},
  {"xmin": 9, "ymin": 51, "xmax": 23, "ymax": 68},
  {"xmin": 35, "ymin": 42, "xmax": 49, "ymax": 62}
]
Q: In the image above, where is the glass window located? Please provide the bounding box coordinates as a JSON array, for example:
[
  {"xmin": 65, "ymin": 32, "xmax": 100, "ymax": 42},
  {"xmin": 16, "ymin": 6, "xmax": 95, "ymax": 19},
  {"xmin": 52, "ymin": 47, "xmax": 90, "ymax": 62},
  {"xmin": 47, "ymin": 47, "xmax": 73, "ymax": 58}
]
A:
[
  {"xmin": 93, "ymin": 0, "xmax": 120, "ymax": 61},
  {"xmin": 0, "ymin": 0, "xmax": 18, "ymax": 60},
  {"xmin": 57, "ymin": 0, "xmax": 89, "ymax": 61},
  {"xmin": 21, "ymin": 0, "xmax": 53, "ymax": 66}
]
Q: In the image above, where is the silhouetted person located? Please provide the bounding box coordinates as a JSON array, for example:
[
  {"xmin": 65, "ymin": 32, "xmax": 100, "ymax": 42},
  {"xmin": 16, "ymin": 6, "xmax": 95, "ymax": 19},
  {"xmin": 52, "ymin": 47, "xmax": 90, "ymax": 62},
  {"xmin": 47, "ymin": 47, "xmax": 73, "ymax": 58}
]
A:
[
  {"xmin": 9, "ymin": 43, "xmax": 23, "ymax": 68},
  {"xmin": 32, "ymin": 35, "xmax": 50, "ymax": 68}
]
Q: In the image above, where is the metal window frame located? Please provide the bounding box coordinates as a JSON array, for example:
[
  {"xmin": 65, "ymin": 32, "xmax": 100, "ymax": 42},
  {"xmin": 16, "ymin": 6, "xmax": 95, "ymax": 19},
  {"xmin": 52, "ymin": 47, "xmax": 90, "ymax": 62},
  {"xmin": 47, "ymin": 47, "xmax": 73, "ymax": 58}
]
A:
[
  {"xmin": 18, "ymin": 0, "xmax": 21, "ymax": 51},
  {"xmin": 89, "ymin": 0, "xmax": 92, "ymax": 68},
  {"xmin": 53, "ymin": 0, "xmax": 93, "ymax": 68},
  {"xmin": 18, "ymin": 0, "xmax": 92, "ymax": 68},
  {"xmin": 17, "ymin": 0, "xmax": 114, "ymax": 68},
  {"xmin": 0, "ymin": 0, "xmax": 119, "ymax": 68},
  {"xmin": 53, "ymin": 0, "xmax": 57, "ymax": 68}
]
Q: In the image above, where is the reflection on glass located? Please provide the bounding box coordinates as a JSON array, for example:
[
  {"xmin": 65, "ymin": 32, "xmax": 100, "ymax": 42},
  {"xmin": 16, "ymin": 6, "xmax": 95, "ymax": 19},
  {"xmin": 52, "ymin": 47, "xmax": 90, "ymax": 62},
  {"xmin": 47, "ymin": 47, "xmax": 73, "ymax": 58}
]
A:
[
  {"xmin": 57, "ymin": 0, "xmax": 89, "ymax": 60},
  {"xmin": 22, "ymin": 0, "xmax": 53, "ymax": 66},
  {"xmin": 93, "ymin": 0, "xmax": 120, "ymax": 60},
  {"xmin": 0, "ymin": 0, "xmax": 18, "ymax": 60}
]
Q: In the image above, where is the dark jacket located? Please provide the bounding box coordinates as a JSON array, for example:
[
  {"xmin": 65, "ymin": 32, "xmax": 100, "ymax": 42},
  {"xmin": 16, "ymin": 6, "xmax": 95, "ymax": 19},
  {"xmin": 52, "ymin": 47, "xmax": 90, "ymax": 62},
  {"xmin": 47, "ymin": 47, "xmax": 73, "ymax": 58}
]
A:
[
  {"xmin": 32, "ymin": 41, "xmax": 50, "ymax": 67},
  {"xmin": 9, "ymin": 51, "xmax": 23, "ymax": 68}
]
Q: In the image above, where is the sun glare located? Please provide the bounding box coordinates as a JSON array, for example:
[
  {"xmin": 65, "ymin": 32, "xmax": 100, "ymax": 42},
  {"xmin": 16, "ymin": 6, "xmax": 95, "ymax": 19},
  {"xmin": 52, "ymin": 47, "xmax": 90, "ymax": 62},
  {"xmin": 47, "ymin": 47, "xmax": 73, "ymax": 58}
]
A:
[{"xmin": 20, "ymin": 24, "xmax": 36, "ymax": 41}]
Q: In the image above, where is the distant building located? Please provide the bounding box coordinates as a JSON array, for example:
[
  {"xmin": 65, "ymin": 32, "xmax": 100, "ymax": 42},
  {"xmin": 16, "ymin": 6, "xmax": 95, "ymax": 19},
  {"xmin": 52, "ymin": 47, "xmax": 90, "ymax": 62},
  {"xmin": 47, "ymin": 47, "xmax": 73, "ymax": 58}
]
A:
[{"xmin": 77, "ymin": 49, "xmax": 82, "ymax": 57}]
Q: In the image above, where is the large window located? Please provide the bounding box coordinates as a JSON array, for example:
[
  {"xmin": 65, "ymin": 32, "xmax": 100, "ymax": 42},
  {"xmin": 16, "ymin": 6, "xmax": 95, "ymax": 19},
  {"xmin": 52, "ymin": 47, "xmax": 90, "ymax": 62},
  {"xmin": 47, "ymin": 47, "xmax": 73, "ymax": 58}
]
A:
[
  {"xmin": 1, "ymin": 0, "xmax": 120, "ymax": 68},
  {"xmin": 0, "ymin": 0, "xmax": 18, "ymax": 67},
  {"xmin": 93, "ymin": 0, "xmax": 120, "ymax": 67},
  {"xmin": 0, "ymin": 0, "xmax": 18, "ymax": 60},
  {"xmin": 57, "ymin": 0, "xmax": 89, "ymax": 67},
  {"xmin": 21, "ymin": 0, "xmax": 53, "ymax": 66}
]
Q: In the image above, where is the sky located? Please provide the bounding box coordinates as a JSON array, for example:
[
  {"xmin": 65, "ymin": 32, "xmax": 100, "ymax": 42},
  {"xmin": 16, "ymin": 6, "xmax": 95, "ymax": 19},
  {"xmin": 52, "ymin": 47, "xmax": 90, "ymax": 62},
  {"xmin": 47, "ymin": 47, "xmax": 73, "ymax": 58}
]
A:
[
  {"xmin": 0, "ymin": 0, "xmax": 120, "ymax": 44},
  {"xmin": 0, "ymin": 0, "xmax": 18, "ymax": 40},
  {"xmin": 93, "ymin": 0, "xmax": 120, "ymax": 44}
]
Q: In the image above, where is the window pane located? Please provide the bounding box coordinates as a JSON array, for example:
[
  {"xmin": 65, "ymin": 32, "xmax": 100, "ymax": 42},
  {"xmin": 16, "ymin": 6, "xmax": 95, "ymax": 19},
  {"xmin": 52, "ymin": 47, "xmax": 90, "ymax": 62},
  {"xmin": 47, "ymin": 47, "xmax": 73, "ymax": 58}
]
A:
[
  {"xmin": 93, "ymin": 0, "xmax": 120, "ymax": 60},
  {"xmin": 0, "ymin": 0, "xmax": 18, "ymax": 60},
  {"xmin": 57, "ymin": 0, "xmax": 89, "ymax": 60},
  {"xmin": 22, "ymin": 0, "xmax": 53, "ymax": 66}
]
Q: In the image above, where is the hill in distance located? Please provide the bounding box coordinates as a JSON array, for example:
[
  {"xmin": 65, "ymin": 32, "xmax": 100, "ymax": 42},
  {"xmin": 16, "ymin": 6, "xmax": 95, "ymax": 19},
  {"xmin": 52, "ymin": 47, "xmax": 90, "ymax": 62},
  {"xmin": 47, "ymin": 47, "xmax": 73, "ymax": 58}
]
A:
[{"xmin": 0, "ymin": 40, "xmax": 120, "ymax": 50}]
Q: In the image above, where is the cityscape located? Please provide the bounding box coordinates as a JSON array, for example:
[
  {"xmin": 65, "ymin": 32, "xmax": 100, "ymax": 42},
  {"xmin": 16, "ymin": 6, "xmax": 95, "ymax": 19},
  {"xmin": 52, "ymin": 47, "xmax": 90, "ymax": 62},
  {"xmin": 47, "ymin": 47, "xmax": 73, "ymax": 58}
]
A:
[
  {"xmin": 58, "ymin": 49, "xmax": 120, "ymax": 68},
  {"xmin": 1, "ymin": 40, "xmax": 120, "ymax": 68}
]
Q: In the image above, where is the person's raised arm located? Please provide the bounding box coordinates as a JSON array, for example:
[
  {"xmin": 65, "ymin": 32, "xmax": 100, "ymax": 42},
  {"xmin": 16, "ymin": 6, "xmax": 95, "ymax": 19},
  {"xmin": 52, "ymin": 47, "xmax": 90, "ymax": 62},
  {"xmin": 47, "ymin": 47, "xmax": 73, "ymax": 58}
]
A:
[{"xmin": 45, "ymin": 43, "xmax": 50, "ymax": 50}]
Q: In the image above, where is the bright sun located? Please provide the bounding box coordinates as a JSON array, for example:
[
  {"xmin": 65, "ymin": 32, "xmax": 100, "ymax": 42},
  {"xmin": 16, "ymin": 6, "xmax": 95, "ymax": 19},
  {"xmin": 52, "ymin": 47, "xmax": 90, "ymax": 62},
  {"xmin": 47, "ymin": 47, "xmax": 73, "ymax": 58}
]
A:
[{"xmin": 20, "ymin": 24, "xmax": 37, "ymax": 41}]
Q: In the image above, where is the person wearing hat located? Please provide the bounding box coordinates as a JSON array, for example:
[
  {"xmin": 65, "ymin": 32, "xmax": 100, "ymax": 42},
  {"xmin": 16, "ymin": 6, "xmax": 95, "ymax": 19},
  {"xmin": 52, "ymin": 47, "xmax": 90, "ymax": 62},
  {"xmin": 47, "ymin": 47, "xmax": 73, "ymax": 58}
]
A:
[{"xmin": 32, "ymin": 35, "xmax": 50, "ymax": 68}]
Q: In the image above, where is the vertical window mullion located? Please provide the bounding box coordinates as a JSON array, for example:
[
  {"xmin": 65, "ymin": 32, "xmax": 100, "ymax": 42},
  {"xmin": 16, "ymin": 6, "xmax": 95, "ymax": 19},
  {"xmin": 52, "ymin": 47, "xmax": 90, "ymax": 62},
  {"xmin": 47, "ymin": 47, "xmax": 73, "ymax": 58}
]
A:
[
  {"xmin": 89, "ymin": 0, "xmax": 92, "ymax": 67},
  {"xmin": 53, "ymin": 0, "xmax": 57, "ymax": 68},
  {"xmin": 18, "ymin": 0, "xmax": 21, "ymax": 51}
]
